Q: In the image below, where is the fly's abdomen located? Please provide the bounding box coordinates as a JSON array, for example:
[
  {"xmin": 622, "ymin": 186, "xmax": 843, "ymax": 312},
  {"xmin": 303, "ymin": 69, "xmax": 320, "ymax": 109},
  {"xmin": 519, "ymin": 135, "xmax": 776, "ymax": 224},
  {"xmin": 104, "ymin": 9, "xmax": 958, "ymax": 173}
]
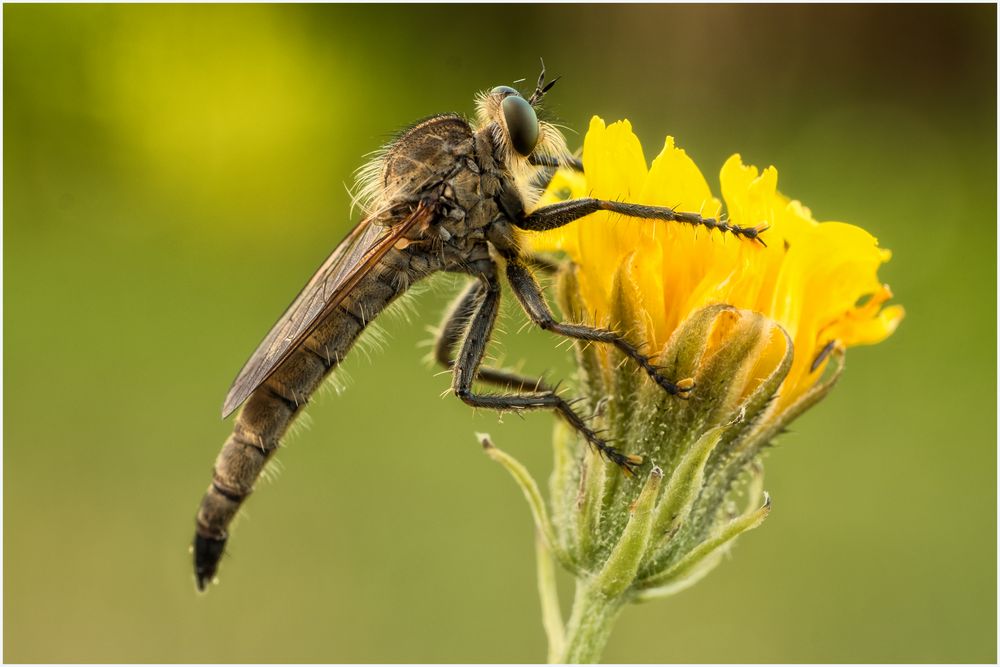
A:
[{"xmin": 193, "ymin": 266, "xmax": 409, "ymax": 590}]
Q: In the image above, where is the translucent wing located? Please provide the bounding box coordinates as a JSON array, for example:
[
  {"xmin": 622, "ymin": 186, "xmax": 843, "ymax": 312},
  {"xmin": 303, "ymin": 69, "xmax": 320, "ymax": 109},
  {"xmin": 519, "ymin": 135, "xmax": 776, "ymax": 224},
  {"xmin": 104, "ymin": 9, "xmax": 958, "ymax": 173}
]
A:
[{"xmin": 222, "ymin": 204, "xmax": 431, "ymax": 417}]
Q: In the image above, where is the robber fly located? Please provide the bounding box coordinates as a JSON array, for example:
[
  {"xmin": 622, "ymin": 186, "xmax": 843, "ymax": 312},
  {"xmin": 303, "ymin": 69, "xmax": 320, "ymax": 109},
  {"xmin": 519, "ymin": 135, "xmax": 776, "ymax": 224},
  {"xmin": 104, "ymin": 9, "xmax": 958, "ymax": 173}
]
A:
[{"xmin": 192, "ymin": 64, "xmax": 766, "ymax": 591}]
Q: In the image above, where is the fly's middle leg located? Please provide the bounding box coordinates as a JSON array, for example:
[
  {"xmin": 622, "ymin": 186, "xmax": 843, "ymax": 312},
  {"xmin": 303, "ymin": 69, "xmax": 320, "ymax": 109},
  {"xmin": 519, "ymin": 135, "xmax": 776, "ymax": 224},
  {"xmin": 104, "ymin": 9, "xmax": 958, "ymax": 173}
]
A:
[
  {"xmin": 435, "ymin": 279, "xmax": 552, "ymax": 393},
  {"xmin": 505, "ymin": 257, "xmax": 695, "ymax": 398},
  {"xmin": 528, "ymin": 155, "xmax": 584, "ymax": 193},
  {"xmin": 451, "ymin": 271, "xmax": 642, "ymax": 474}
]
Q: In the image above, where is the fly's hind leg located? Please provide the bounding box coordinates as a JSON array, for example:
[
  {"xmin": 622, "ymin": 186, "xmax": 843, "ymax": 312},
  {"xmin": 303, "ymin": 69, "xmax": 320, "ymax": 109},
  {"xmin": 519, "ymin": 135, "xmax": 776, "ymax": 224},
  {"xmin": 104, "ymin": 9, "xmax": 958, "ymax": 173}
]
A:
[
  {"xmin": 505, "ymin": 257, "xmax": 695, "ymax": 398},
  {"xmin": 435, "ymin": 279, "xmax": 552, "ymax": 393},
  {"xmin": 452, "ymin": 270, "xmax": 641, "ymax": 474}
]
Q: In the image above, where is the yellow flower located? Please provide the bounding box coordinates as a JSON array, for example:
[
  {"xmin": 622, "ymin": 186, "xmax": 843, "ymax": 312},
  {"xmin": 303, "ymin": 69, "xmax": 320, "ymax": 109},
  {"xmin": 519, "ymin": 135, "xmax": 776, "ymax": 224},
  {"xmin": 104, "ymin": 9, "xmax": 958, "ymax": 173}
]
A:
[
  {"xmin": 484, "ymin": 117, "xmax": 905, "ymax": 662},
  {"xmin": 525, "ymin": 116, "xmax": 904, "ymax": 410}
]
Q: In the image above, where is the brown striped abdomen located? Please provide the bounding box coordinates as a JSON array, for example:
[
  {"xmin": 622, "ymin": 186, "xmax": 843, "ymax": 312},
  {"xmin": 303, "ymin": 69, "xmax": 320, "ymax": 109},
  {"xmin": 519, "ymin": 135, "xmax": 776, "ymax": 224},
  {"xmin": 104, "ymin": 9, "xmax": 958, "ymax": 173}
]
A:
[{"xmin": 193, "ymin": 263, "xmax": 411, "ymax": 590}]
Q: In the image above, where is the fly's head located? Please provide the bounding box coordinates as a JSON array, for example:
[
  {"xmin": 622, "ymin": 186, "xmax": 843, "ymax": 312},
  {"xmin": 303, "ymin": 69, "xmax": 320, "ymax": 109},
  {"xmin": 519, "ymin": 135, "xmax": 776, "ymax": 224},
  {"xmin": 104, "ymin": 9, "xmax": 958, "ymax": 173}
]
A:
[{"xmin": 475, "ymin": 65, "xmax": 571, "ymax": 204}]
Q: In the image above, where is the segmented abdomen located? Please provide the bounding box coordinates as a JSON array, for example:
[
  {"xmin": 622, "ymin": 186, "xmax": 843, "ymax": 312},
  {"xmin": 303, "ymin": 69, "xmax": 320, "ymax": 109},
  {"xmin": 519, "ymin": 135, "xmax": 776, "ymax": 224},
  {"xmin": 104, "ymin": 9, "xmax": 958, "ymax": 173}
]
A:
[{"xmin": 193, "ymin": 263, "xmax": 411, "ymax": 589}]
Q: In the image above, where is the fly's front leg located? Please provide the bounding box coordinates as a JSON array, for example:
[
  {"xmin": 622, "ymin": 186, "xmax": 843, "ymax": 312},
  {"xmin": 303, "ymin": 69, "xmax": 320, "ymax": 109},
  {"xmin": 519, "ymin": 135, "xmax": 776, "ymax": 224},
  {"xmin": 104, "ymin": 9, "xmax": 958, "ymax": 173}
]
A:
[
  {"xmin": 435, "ymin": 280, "xmax": 552, "ymax": 393},
  {"xmin": 505, "ymin": 257, "xmax": 695, "ymax": 398},
  {"xmin": 528, "ymin": 154, "xmax": 584, "ymax": 172},
  {"xmin": 516, "ymin": 198, "xmax": 769, "ymax": 245},
  {"xmin": 528, "ymin": 154, "xmax": 584, "ymax": 192},
  {"xmin": 452, "ymin": 271, "xmax": 642, "ymax": 474}
]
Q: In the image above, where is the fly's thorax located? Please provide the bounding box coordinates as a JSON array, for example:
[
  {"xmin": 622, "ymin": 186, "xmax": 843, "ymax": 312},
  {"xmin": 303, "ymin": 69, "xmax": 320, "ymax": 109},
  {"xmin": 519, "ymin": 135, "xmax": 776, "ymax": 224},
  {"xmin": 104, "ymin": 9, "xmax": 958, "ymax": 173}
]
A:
[
  {"xmin": 353, "ymin": 104, "xmax": 534, "ymax": 275},
  {"xmin": 358, "ymin": 114, "xmax": 475, "ymax": 212},
  {"xmin": 357, "ymin": 112, "xmax": 493, "ymax": 250}
]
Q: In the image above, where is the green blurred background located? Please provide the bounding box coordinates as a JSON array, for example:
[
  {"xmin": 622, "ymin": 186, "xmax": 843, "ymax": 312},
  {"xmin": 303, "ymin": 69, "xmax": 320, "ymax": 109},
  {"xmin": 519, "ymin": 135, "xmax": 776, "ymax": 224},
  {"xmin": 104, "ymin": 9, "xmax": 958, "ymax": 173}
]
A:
[{"xmin": 4, "ymin": 4, "xmax": 996, "ymax": 663}]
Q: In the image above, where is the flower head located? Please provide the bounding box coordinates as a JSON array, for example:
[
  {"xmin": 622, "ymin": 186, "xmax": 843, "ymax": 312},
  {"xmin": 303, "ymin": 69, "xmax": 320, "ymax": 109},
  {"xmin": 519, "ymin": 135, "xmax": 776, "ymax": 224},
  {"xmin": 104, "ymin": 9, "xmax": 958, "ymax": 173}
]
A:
[
  {"xmin": 486, "ymin": 117, "xmax": 903, "ymax": 662},
  {"xmin": 527, "ymin": 117, "xmax": 904, "ymax": 410}
]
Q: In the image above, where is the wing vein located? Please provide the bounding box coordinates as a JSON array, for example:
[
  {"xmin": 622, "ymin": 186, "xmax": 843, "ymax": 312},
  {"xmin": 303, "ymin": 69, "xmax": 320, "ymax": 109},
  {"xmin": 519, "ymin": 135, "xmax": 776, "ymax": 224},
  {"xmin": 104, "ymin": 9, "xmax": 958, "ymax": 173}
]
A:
[{"xmin": 222, "ymin": 204, "xmax": 432, "ymax": 417}]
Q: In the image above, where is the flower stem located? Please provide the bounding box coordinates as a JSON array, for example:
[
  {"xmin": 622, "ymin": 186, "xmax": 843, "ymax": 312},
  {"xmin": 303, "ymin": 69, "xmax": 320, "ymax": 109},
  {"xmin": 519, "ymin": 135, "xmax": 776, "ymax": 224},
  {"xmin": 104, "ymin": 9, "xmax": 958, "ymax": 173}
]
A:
[
  {"xmin": 535, "ymin": 531, "xmax": 565, "ymax": 663},
  {"xmin": 558, "ymin": 578, "xmax": 627, "ymax": 664}
]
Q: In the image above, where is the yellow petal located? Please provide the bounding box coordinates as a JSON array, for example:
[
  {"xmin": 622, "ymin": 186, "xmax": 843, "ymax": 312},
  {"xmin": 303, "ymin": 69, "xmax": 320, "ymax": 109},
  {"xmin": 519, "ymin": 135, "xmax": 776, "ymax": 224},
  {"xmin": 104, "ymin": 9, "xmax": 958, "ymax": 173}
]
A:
[{"xmin": 582, "ymin": 117, "xmax": 647, "ymax": 200}]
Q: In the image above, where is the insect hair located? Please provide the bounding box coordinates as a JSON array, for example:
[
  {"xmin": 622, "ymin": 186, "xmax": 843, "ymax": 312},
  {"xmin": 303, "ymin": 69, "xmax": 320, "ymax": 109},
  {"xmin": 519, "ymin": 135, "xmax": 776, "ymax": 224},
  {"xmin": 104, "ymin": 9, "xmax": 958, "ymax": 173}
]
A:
[
  {"xmin": 258, "ymin": 454, "xmax": 286, "ymax": 486},
  {"xmin": 351, "ymin": 115, "xmax": 464, "ymax": 217},
  {"xmin": 350, "ymin": 146, "xmax": 391, "ymax": 217},
  {"xmin": 383, "ymin": 278, "xmax": 428, "ymax": 325},
  {"xmin": 319, "ymin": 363, "xmax": 352, "ymax": 399},
  {"xmin": 281, "ymin": 409, "xmax": 314, "ymax": 443}
]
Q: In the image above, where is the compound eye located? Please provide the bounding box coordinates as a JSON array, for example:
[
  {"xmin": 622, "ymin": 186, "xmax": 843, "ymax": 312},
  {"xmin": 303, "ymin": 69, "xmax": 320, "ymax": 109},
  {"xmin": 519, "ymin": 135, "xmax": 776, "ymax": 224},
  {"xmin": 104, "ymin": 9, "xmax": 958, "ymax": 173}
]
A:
[
  {"xmin": 501, "ymin": 94, "xmax": 539, "ymax": 157},
  {"xmin": 491, "ymin": 85, "xmax": 520, "ymax": 98}
]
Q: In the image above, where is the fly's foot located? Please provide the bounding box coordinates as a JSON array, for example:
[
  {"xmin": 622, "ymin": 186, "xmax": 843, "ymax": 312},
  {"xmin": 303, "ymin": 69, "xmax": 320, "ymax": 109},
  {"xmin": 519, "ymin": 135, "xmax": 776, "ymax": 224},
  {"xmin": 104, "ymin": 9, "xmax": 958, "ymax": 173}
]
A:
[
  {"xmin": 597, "ymin": 440, "xmax": 644, "ymax": 477},
  {"xmin": 550, "ymin": 395, "xmax": 643, "ymax": 476},
  {"xmin": 628, "ymin": 350, "xmax": 695, "ymax": 398},
  {"xmin": 721, "ymin": 219, "xmax": 770, "ymax": 247},
  {"xmin": 576, "ymin": 423, "xmax": 644, "ymax": 476},
  {"xmin": 648, "ymin": 370, "xmax": 695, "ymax": 399}
]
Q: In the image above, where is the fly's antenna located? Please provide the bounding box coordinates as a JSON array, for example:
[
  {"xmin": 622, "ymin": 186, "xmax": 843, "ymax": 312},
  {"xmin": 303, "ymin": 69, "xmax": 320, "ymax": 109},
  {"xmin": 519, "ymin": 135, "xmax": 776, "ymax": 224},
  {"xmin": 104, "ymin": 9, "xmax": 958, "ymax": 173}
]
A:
[{"xmin": 529, "ymin": 58, "xmax": 561, "ymax": 107}]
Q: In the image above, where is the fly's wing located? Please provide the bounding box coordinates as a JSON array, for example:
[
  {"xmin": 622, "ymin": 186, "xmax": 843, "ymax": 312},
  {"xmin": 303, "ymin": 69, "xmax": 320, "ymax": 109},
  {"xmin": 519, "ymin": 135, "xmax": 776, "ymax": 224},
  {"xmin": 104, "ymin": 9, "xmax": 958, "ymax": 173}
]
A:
[{"xmin": 222, "ymin": 204, "xmax": 432, "ymax": 417}]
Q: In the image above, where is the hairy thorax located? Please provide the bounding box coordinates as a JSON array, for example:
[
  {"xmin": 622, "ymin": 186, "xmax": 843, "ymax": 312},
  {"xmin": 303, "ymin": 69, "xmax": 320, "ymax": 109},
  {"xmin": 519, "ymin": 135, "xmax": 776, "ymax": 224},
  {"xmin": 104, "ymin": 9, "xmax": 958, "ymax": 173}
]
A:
[{"xmin": 374, "ymin": 113, "xmax": 517, "ymax": 279}]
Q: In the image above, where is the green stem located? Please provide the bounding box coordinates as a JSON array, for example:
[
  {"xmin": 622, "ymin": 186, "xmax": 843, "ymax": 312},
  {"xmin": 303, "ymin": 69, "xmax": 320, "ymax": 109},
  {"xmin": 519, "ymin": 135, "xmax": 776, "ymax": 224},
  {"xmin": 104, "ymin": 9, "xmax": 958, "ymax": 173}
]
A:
[
  {"xmin": 558, "ymin": 578, "xmax": 627, "ymax": 664},
  {"xmin": 535, "ymin": 532, "xmax": 565, "ymax": 663}
]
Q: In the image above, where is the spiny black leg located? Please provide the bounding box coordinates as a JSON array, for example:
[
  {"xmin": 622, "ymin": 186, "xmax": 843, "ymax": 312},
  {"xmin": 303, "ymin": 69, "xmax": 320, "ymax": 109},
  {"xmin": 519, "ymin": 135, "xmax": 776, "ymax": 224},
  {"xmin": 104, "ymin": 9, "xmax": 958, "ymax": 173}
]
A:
[
  {"xmin": 452, "ymin": 271, "xmax": 641, "ymax": 474},
  {"xmin": 528, "ymin": 155, "xmax": 584, "ymax": 192},
  {"xmin": 505, "ymin": 258, "xmax": 694, "ymax": 398},
  {"xmin": 435, "ymin": 279, "xmax": 552, "ymax": 393},
  {"xmin": 516, "ymin": 197, "xmax": 769, "ymax": 246},
  {"xmin": 528, "ymin": 154, "xmax": 584, "ymax": 172}
]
